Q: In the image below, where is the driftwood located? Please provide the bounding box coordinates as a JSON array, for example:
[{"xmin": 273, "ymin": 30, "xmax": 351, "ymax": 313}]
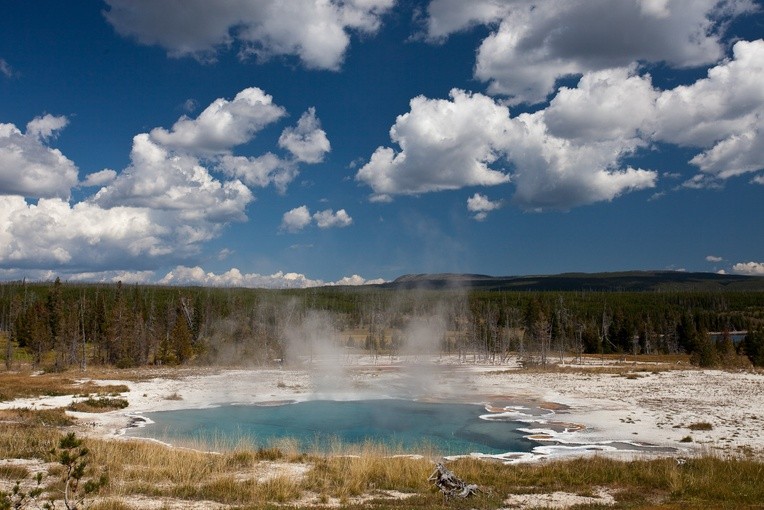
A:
[{"xmin": 428, "ymin": 462, "xmax": 480, "ymax": 499}]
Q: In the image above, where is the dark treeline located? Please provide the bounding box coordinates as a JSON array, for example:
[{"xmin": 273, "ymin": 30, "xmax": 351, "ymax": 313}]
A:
[{"xmin": 1, "ymin": 279, "xmax": 763, "ymax": 370}]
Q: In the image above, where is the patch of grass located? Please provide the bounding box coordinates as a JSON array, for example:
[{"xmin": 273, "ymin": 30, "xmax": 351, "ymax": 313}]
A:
[
  {"xmin": 163, "ymin": 391, "xmax": 183, "ymax": 400},
  {"xmin": 305, "ymin": 443, "xmax": 433, "ymax": 499},
  {"xmin": 68, "ymin": 397, "xmax": 129, "ymax": 413},
  {"xmin": 680, "ymin": 436, "xmax": 694, "ymax": 443},
  {"xmin": 0, "ymin": 407, "xmax": 75, "ymax": 427},
  {"xmin": 89, "ymin": 500, "xmax": 135, "ymax": 510},
  {"xmin": 0, "ymin": 423, "xmax": 60, "ymax": 459},
  {"xmin": 0, "ymin": 371, "xmax": 128, "ymax": 402},
  {"xmin": 0, "ymin": 465, "xmax": 29, "ymax": 480},
  {"xmin": 687, "ymin": 422, "xmax": 713, "ymax": 431}
]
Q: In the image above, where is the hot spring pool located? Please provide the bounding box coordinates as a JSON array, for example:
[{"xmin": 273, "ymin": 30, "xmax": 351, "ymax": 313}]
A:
[{"xmin": 126, "ymin": 399, "xmax": 536, "ymax": 455}]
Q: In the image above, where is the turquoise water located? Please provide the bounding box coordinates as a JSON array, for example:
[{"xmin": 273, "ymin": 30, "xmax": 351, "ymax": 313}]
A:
[{"xmin": 128, "ymin": 399, "xmax": 535, "ymax": 455}]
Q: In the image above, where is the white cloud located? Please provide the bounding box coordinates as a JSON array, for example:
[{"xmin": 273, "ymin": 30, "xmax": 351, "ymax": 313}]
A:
[
  {"xmin": 81, "ymin": 169, "xmax": 118, "ymax": 187},
  {"xmin": 26, "ymin": 114, "xmax": 69, "ymax": 141},
  {"xmin": 281, "ymin": 205, "xmax": 313, "ymax": 232},
  {"xmin": 650, "ymin": 39, "xmax": 764, "ymax": 184},
  {"xmin": 0, "ymin": 119, "xmax": 79, "ymax": 199},
  {"xmin": 158, "ymin": 265, "xmax": 384, "ymax": 288},
  {"xmin": 706, "ymin": 255, "xmax": 723, "ymax": 262},
  {"xmin": 149, "ymin": 87, "xmax": 286, "ymax": 154},
  {"xmin": 358, "ymin": 87, "xmax": 657, "ymax": 209},
  {"xmin": 281, "ymin": 205, "xmax": 353, "ymax": 231},
  {"xmin": 753, "ymin": 174, "xmax": 764, "ymax": 185},
  {"xmin": 467, "ymin": 193, "xmax": 503, "ymax": 221},
  {"xmin": 0, "ymin": 196, "xmax": 172, "ymax": 268},
  {"xmin": 104, "ymin": 0, "xmax": 394, "ymax": 70},
  {"xmin": 544, "ymin": 67, "xmax": 657, "ymax": 142},
  {"xmin": 313, "ymin": 208, "xmax": 352, "ymax": 229},
  {"xmin": 0, "ymin": 59, "xmax": 14, "ymax": 78},
  {"xmin": 731, "ymin": 261, "xmax": 764, "ymax": 276},
  {"xmin": 182, "ymin": 98, "xmax": 198, "ymax": 113},
  {"xmin": 423, "ymin": 0, "xmax": 511, "ymax": 41},
  {"xmin": 93, "ymin": 134, "xmax": 254, "ymax": 224},
  {"xmin": 278, "ymin": 108, "xmax": 331, "ymax": 163},
  {"xmin": 356, "ymin": 89, "xmax": 512, "ymax": 199},
  {"xmin": 425, "ymin": 0, "xmax": 756, "ymax": 105},
  {"xmin": 66, "ymin": 270, "xmax": 156, "ymax": 284},
  {"xmin": 217, "ymin": 153, "xmax": 298, "ymax": 193},
  {"xmin": 334, "ymin": 274, "xmax": 386, "ymax": 286},
  {"xmin": 0, "ymin": 87, "xmax": 330, "ymax": 274}
]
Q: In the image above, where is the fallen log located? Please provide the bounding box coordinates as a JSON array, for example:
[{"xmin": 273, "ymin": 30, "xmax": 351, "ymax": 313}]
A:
[{"xmin": 428, "ymin": 462, "xmax": 480, "ymax": 499}]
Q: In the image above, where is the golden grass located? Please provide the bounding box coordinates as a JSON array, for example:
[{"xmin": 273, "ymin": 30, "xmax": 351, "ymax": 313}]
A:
[
  {"xmin": 67, "ymin": 397, "xmax": 129, "ymax": 413},
  {"xmin": 0, "ymin": 407, "xmax": 75, "ymax": 427},
  {"xmin": 0, "ymin": 370, "xmax": 129, "ymax": 402},
  {"xmin": 0, "ymin": 465, "xmax": 30, "ymax": 480}
]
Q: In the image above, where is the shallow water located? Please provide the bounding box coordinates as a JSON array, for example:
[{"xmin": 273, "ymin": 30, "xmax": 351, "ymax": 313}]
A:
[{"xmin": 127, "ymin": 399, "xmax": 536, "ymax": 455}]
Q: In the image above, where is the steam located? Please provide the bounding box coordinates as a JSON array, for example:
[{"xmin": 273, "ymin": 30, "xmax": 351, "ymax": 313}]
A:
[
  {"xmin": 400, "ymin": 314, "xmax": 446, "ymax": 357},
  {"xmin": 282, "ymin": 309, "xmax": 349, "ymax": 397}
]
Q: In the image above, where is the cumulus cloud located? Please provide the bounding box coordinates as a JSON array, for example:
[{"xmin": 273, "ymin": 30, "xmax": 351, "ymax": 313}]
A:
[
  {"xmin": 423, "ymin": 0, "xmax": 511, "ymax": 41},
  {"xmin": 334, "ymin": 274, "xmax": 385, "ymax": 286},
  {"xmin": 649, "ymin": 39, "xmax": 764, "ymax": 185},
  {"xmin": 282, "ymin": 205, "xmax": 353, "ymax": 231},
  {"xmin": 0, "ymin": 86, "xmax": 333, "ymax": 274},
  {"xmin": 544, "ymin": 67, "xmax": 657, "ymax": 142},
  {"xmin": 278, "ymin": 108, "xmax": 331, "ymax": 163},
  {"xmin": 467, "ymin": 193, "xmax": 503, "ymax": 221},
  {"xmin": 158, "ymin": 265, "xmax": 384, "ymax": 288},
  {"xmin": 357, "ymin": 87, "xmax": 657, "ymax": 209},
  {"xmin": 281, "ymin": 205, "xmax": 313, "ymax": 232},
  {"xmin": 81, "ymin": 169, "xmax": 118, "ymax": 187},
  {"xmin": 26, "ymin": 114, "xmax": 69, "ymax": 140},
  {"xmin": 313, "ymin": 208, "xmax": 352, "ymax": 229},
  {"xmin": 706, "ymin": 255, "xmax": 723, "ymax": 262},
  {"xmin": 104, "ymin": 0, "xmax": 394, "ymax": 70},
  {"xmin": 92, "ymin": 133, "xmax": 254, "ymax": 224},
  {"xmin": 0, "ymin": 196, "xmax": 172, "ymax": 268},
  {"xmin": 425, "ymin": 0, "xmax": 756, "ymax": 105},
  {"xmin": 149, "ymin": 87, "xmax": 286, "ymax": 154},
  {"xmin": 0, "ymin": 119, "xmax": 79, "ymax": 199},
  {"xmin": 731, "ymin": 261, "xmax": 764, "ymax": 276},
  {"xmin": 217, "ymin": 153, "xmax": 298, "ymax": 193},
  {"xmin": 360, "ymin": 33, "xmax": 764, "ymax": 207},
  {"xmin": 356, "ymin": 89, "xmax": 512, "ymax": 199}
]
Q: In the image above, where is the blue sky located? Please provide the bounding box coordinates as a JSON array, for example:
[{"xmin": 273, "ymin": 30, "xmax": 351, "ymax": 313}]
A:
[{"xmin": 1, "ymin": 0, "xmax": 762, "ymax": 287}]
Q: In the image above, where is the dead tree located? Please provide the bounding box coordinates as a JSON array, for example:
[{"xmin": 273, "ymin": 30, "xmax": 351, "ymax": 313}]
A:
[{"xmin": 428, "ymin": 462, "xmax": 479, "ymax": 499}]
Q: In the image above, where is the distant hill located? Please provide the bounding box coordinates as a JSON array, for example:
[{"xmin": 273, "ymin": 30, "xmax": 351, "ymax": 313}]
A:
[{"xmin": 376, "ymin": 271, "xmax": 764, "ymax": 292}]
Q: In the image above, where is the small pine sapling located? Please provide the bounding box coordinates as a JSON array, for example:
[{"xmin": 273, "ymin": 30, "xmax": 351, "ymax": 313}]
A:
[
  {"xmin": 46, "ymin": 433, "xmax": 107, "ymax": 510},
  {"xmin": 0, "ymin": 473, "xmax": 44, "ymax": 510}
]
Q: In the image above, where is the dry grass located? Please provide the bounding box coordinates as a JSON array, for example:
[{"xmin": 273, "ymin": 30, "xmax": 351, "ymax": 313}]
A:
[
  {"xmin": 0, "ymin": 465, "xmax": 30, "ymax": 480},
  {"xmin": 0, "ymin": 370, "xmax": 128, "ymax": 402},
  {"xmin": 67, "ymin": 397, "xmax": 129, "ymax": 413},
  {"xmin": 306, "ymin": 443, "xmax": 433, "ymax": 499},
  {"xmin": 0, "ymin": 407, "xmax": 75, "ymax": 427}
]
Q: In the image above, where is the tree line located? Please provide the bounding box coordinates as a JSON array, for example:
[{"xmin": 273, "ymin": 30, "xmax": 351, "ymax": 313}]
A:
[{"xmin": 0, "ymin": 279, "xmax": 762, "ymax": 370}]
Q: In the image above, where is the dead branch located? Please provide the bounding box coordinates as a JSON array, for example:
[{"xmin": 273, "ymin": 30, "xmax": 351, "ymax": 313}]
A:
[{"xmin": 428, "ymin": 462, "xmax": 480, "ymax": 499}]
